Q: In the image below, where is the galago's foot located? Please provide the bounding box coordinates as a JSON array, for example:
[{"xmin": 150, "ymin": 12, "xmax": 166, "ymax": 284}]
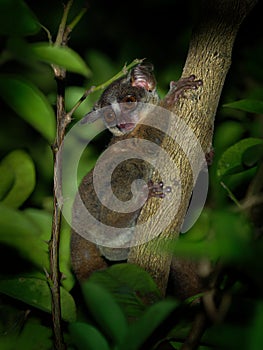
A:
[{"xmin": 147, "ymin": 180, "xmax": 172, "ymax": 199}]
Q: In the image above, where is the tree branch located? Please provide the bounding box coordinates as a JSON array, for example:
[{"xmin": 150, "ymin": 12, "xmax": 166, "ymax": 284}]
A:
[{"xmin": 128, "ymin": 0, "xmax": 258, "ymax": 298}]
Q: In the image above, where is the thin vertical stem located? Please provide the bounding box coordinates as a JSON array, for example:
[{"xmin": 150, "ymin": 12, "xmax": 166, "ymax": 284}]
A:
[
  {"xmin": 49, "ymin": 1, "xmax": 74, "ymax": 349},
  {"xmin": 49, "ymin": 73, "xmax": 67, "ymax": 350}
]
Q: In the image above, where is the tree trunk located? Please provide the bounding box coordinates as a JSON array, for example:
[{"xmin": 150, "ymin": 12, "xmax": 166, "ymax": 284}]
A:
[{"xmin": 127, "ymin": 0, "xmax": 258, "ymax": 295}]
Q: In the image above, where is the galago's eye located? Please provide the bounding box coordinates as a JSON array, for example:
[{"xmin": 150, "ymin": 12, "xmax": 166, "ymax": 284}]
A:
[
  {"xmin": 104, "ymin": 108, "xmax": 116, "ymax": 124},
  {"xmin": 122, "ymin": 95, "xmax": 137, "ymax": 103},
  {"xmin": 121, "ymin": 95, "xmax": 137, "ymax": 110}
]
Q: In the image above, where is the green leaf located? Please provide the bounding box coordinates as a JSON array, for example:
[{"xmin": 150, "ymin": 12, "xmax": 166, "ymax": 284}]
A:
[
  {"xmin": 203, "ymin": 324, "xmax": 250, "ymax": 349},
  {"xmin": 69, "ymin": 323, "xmax": 110, "ymax": 350},
  {"xmin": 22, "ymin": 211, "xmax": 73, "ymax": 289},
  {"xmin": 0, "ymin": 203, "xmax": 49, "ymax": 269},
  {"xmin": 23, "ymin": 208, "xmax": 51, "ymax": 242},
  {"xmin": 169, "ymin": 210, "xmax": 252, "ymax": 263},
  {"xmin": 0, "ymin": 0, "xmax": 40, "ymax": 36},
  {"xmin": 0, "ymin": 162, "xmax": 14, "ymax": 201},
  {"xmin": 242, "ymin": 143, "xmax": 263, "ymax": 167},
  {"xmin": 59, "ymin": 221, "xmax": 75, "ymax": 291},
  {"xmin": 0, "ymin": 76, "xmax": 55, "ymax": 142},
  {"xmin": 81, "ymin": 281, "xmax": 128, "ymax": 345},
  {"xmin": 6, "ymin": 37, "xmax": 39, "ymax": 65},
  {"xmin": 212, "ymin": 211, "xmax": 251, "ymax": 260},
  {"xmin": 15, "ymin": 321, "xmax": 52, "ymax": 350},
  {"xmin": 87, "ymin": 50, "xmax": 116, "ymax": 84},
  {"xmin": 89, "ymin": 264, "xmax": 162, "ymax": 319},
  {"xmin": 0, "ymin": 150, "xmax": 35, "ymax": 208},
  {"xmin": 217, "ymin": 138, "xmax": 263, "ymax": 178},
  {"xmin": 249, "ymin": 301, "xmax": 263, "ymax": 350},
  {"xmin": 31, "ymin": 43, "xmax": 92, "ymax": 77},
  {"xmin": 22, "ymin": 209, "xmax": 75, "ymax": 291},
  {"xmin": 119, "ymin": 299, "xmax": 179, "ymax": 350},
  {"xmin": 223, "ymin": 99, "xmax": 263, "ymax": 114},
  {"xmin": 214, "ymin": 121, "xmax": 244, "ymax": 151},
  {"xmin": 0, "ymin": 276, "xmax": 76, "ymax": 322}
]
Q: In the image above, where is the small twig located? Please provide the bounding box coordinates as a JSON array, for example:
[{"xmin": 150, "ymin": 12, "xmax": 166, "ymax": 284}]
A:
[
  {"xmin": 180, "ymin": 311, "xmax": 208, "ymax": 350},
  {"xmin": 241, "ymin": 194, "xmax": 263, "ymax": 211},
  {"xmin": 220, "ymin": 181, "xmax": 241, "ymax": 208},
  {"xmin": 40, "ymin": 24, "xmax": 53, "ymax": 44},
  {"xmin": 66, "ymin": 86, "xmax": 95, "ymax": 120},
  {"xmin": 54, "ymin": 0, "xmax": 73, "ymax": 46},
  {"xmin": 92, "ymin": 58, "xmax": 145, "ymax": 92},
  {"xmin": 203, "ymin": 290, "xmax": 232, "ymax": 324},
  {"xmin": 66, "ymin": 58, "xmax": 144, "ymax": 119},
  {"xmin": 68, "ymin": 6, "xmax": 88, "ymax": 31},
  {"xmin": 63, "ymin": 6, "xmax": 88, "ymax": 43}
]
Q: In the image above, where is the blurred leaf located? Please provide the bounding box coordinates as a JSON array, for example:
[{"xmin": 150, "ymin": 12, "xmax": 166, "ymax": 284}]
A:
[
  {"xmin": 0, "ymin": 162, "xmax": 14, "ymax": 201},
  {"xmin": 213, "ymin": 121, "xmax": 245, "ymax": 152},
  {"xmin": 69, "ymin": 323, "xmax": 110, "ymax": 350},
  {"xmin": 23, "ymin": 208, "xmax": 77, "ymax": 290},
  {"xmin": 119, "ymin": 299, "xmax": 179, "ymax": 350},
  {"xmin": 242, "ymin": 143, "xmax": 263, "ymax": 167},
  {"xmin": 0, "ymin": 0, "xmax": 40, "ymax": 36},
  {"xmin": 0, "ymin": 76, "xmax": 55, "ymax": 142},
  {"xmin": 0, "ymin": 276, "xmax": 76, "ymax": 322},
  {"xmin": 0, "ymin": 336, "xmax": 15, "ymax": 350},
  {"xmin": 249, "ymin": 301, "xmax": 263, "ymax": 350},
  {"xmin": 65, "ymin": 86, "xmax": 94, "ymax": 119},
  {"xmin": 89, "ymin": 264, "xmax": 162, "ymax": 319},
  {"xmin": 6, "ymin": 37, "xmax": 40, "ymax": 65},
  {"xmin": 0, "ymin": 150, "xmax": 35, "ymax": 208},
  {"xmin": 87, "ymin": 50, "xmax": 116, "ymax": 84},
  {"xmin": 15, "ymin": 321, "xmax": 52, "ymax": 350},
  {"xmin": 212, "ymin": 211, "xmax": 251, "ymax": 260},
  {"xmin": 169, "ymin": 210, "xmax": 252, "ymax": 263},
  {"xmin": 220, "ymin": 181, "xmax": 240, "ymax": 207},
  {"xmin": 81, "ymin": 281, "xmax": 128, "ymax": 345},
  {"xmin": 217, "ymin": 138, "xmax": 263, "ymax": 178},
  {"xmin": 0, "ymin": 203, "xmax": 49, "ymax": 269},
  {"xmin": 59, "ymin": 221, "xmax": 75, "ymax": 291},
  {"xmin": 203, "ymin": 323, "xmax": 250, "ymax": 349},
  {"xmin": 23, "ymin": 208, "xmax": 51, "ymax": 242},
  {"xmin": 31, "ymin": 43, "xmax": 92, "ymax": 77},
  {"xmin": 180, "ymin": 209, "xmax": 210, "ymax": 242},
  {"xmin": 223, "ymin": 99, "xmax": 263, "ymax": 114}
]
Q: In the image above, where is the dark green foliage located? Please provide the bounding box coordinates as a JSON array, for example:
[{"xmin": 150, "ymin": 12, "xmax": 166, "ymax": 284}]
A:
[
  {"xmin": 69, "ymin": 280, "xmax": 178, "ymax": 350},
  {"xmin": 217, "ymin": 138, "xmax": 263, "ymax": 178},
  {"xmin": 0, "ymin": 276, "xmax": 76, "ymax": 322},
  {"xmin": 0, "ymin": 76, "xmax": 56, "ymax": 142},
  {"xmin": 0, "ymin": 150, "xmax": 35, "ymax": 207},
  {"xmin": 223, "ymin": 99, "xmax": 263, "ymax": 114},
  {"xmin": 89, "ymin": 264, "xmax": 162, "ymax": 319},
  {"xmin": 69, "ymin": 322, "xmax": 111, "ymax": 350},
  {"xmin": 0, "ymin": 0, "xmax": 40, "ymax": 36}
]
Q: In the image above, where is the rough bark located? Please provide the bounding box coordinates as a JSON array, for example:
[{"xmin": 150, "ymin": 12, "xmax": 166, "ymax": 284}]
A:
[{"xmin": 127, "ymin": 0, "xmax": 258, "ymax": 295}]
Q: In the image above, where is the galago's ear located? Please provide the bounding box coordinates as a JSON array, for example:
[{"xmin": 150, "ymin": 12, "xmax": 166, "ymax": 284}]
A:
[
  {"xmin": 130, "ymin": 63, "xmax": 157, "ymax": 92},
  {"xmin": 81, "ymin": 106, "xmax": 101, "ymax": 124}
]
